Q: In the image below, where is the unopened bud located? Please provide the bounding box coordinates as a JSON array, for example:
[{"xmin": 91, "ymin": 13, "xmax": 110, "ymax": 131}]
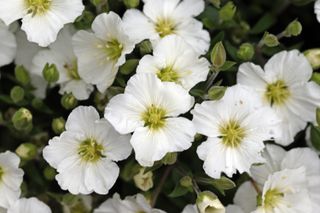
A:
[
  {"xmin": 211, "ymin": 41, "xmax": 226, "ymax": 69},
  {"xmin": 124, "ymin": 0, "xmax": 140, "ymax": 8},
  {"xmin": 52, "ymin": 117, "xmax": 66, "ymax": 134},
  {"xmin": 133, "ymin": 168, "xmax": 153, "ymax": 191},
  {"xmin": 285, "ymin": 20, "xmax": 302, "ymax": 37},
  {"xmin": 237, "ymin": 43, "xmax": 254, "ymax": 61},
  {"xmin": 139, "ymin": 40, "xmax": 153, "ymax": 55},
  {"xmin": 10, "ymin": 86, "xmax": 25, "ymax": 103},
  {"xmin": 61, "ymin": 93, "xmax": 78, "ymax": 110},
  {"xmin": 161, "ymin": 152, "xmax": 177, "ymax": 165},
  {"xmin": 196, "ymin": 191, "xmax": 225, "ymax": 213},
  {"xmin": 219, "ymin": 2, "xmax": 236, "ymax": 22},
  {"xmin": 12, "ymin": 108, "xmax": 33, "ymax": 131},
  {"xmin": 208, "ymin": 86, "xmax": 226, "ymax": 100},
  {"xmin": 43, "ymin": 63, "xmax": 59, "ymax": 83},
  {"xmin": 16, "ymin": 143, "xmax": 37, "ymax": 160},
  {"xmin": 180, "ymin": 176, "xmax": 193, "ymax": 188},
  {"xmin": 262, "ymin": 32, "xmax": 279, "ymax": 47},
  {"xmin": 15, "ymin": 65, "xmax": 30, "ymax": 86},
  {"xmin": 304, "ymin": 49, "xmax": 320, "ymax": 70}
]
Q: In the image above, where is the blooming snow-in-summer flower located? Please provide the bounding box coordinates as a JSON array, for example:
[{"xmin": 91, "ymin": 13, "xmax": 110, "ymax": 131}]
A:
[
  {"xmin": 0, "ymin": 151, "xmax": 24, "ymax": 209},
  {"xmin": 250, "ymin": 144, "xmax": 320, "ymax": 212},
  {"xmin": 192, "ymin": 85, "xmax": 279, "ymax": 178},
  {"xmin": 0, "ymin": 0, "xmax": 84, "ymax": 47},
  {"xmin": 253, "ymin": 168, "xmax": 312, "ymax": 213},
  {"xmin": 105, "ymin": 73, "xmax": 195, "ymax": 167},
  {"xmin": 122, "ymin": 0, "xmax": 210, "ymax": 55},
  {"xmin": 0, "ymin": 20, "xmax": 16, "ymax": 67},
  {"xmin": 73, "ymin": 12, "xmax": 136, "ymax": 93},
  {"xmin": 7, "ymin": 197, "xmax": 51, "ymax": 213},
  {"xmin": 31, "ymin": 26, "xmax": 94, "ymax": 100},
  {"xmin": 315, "ymin": 0, "xmax": 320, "ymax": 23},
  {"xmin": 237, "ymin": 50, "xmax": 320, "ymax": 146},
  {"xmin": 136, "ymin": 35, "xmax": 210, "ymax": 91},
  {"xmin": 43, "ymin": 106, "xmax": 132, "ymax": 195},
  {"xmin": 94, "ymin": 193, "xmax": 165, "ymax": 213}
]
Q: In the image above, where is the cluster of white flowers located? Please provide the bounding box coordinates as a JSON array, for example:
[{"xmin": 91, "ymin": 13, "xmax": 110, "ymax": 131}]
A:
[{"xmin": 0, "ymin": 0, "xmax": 319, "ymax": 212}]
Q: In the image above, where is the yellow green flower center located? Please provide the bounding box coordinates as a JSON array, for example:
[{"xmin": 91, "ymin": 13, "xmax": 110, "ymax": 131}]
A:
[
  {"xmin": 99, "ymin": 39, "xmax": 123, "ymax": 61},
  {"xmin": 78, "ymin": 138, "xmax": 105, "ymax": 162},
  {"xmin": 219, "ymin": 120, "xmax": 246, "ymax": 148},
  {"xmin": 64, "ymin": 60, "xmax": 80, "ymax": 80},
  {"xmin": 157, "ymin": 66, "xmax": 180, "ymax": 82},
  {"xmin": 155, "ymin": 18, "xmax": 176, "ymax": 38},
  {"xmin": 0, "ymin": 166, "xmax": 3, "ymax": 181},
  {"xmin": 26, "ymin": 0, "xmax": 52, "ymax": 16},
  {"xmin": 265, "ymin": 80, "xmax": 290, "ymax": 106},
  {"xmin": 142, "ymin": 105, "xmax": 167, "ymax": 131},
  {"xmin": 262, "ymin": 188, "xmax": 284, "ymax": 209}
]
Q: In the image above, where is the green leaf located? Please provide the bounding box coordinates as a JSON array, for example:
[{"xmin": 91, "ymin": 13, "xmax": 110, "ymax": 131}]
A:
[
  {"xmin": 310, "ymin": 125, "xmax": 320, "ymax": 151},
  {"xmin": 197, "ymin": 176, "xmax": 236, "ymax": 195},
  {"xmin": 250, "ymin": 13, "xmax": 276, "ymax": 34},
  {"xmin": 119, "ymin": 59, "xmax": 139, "ymax": 75},
  {"xmin": 220, "ymin": 61, "xmax": 237, "ymax": 71}
]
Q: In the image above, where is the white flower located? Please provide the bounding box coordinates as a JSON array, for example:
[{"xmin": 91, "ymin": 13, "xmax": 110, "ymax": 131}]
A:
[
  {"xmin": 105, "ymin": 73, "xmax": 195, "ymax": 167},
  {"xmin": 72, "ymin": 12, "xmax": 136, "ymax": 93},
  {"xmin": 43, "ymin": 106, "xmax": 132, "ymax": 195},
  {"xmin": 31, "ymin": 26, "xmax": 94, "ymax": 100},
  {"xmin": 192, "ymin": 85, "xmax": 279, "ymax": 178},
  {"xmin": 7, "ymin": 197, "xmax": 51, "ymax": 213},
  {"xmin": 136, "ymin": 35, "xmax": 210, "ymax": 91},
  {"xmin": 237, "ymin": 50, "xmax": 320, "ymax": 146},
  {"xmin": 250, "ymin": 144, "xmax": 320, "ymax": 213},
  {"xmin": 225, "ymin": 205, "xmax": 245, "ymax": 213},
  {"xmin": 94, "ymin": 193, "xmax": 165, "ymax": 213},
  {"xmin": 0, "ymin": 21, "xmax": 16, "ymax": 67},
  {"xmin": 0, "ymin": 0, "xmax": 84, "ymax": 47},
  {"xmin": 0, "ymin": 151, "xmax": 24, "ymax": 209},
  {"xmin": 122, "ymin": 0, "xmax": 210, "ymax": 55},
  {"xmin": 315, "ymin": 0, "xmax": 320, "ymax": 23},
  {"xmin": 253, "ymin": 168, "xmax": 312, "ymax": 213},
  {"xmin": 182, "ymin": 204, "xmax": 198, "ymax": 213},
  {"xmin": 15, "ymin": 29, "xmax": 47, "ymax": 99}
]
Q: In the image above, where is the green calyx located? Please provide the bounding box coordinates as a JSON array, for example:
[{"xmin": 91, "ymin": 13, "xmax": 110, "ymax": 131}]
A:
[
  {"xmin": 64, "ymin": 60, "xmax": 81, "ymax": 80},
  {"xmin": 157, "ymin": 66, "xmax": 180, "ymax": 82},
  {"xmin": 142, "ymin": 105, "xmax": 167, "ymax": 131},
  {"xmin": 155, "ymin": 18, "xmax": 176, "ymax": 38},
  {"xmin": 26, "ymin": 0, "xmax": 52, "ymax": 16},
  {"xmin": 265, "ymin": 80, "xmax": 290, "ymax": 106},
  {"xmin": 78, "ymin": 138, "xmax": 105, "ymax": 162},
  {"xmin": 219, "ymin": 119, "xmax": 246, "ymax": 148}
]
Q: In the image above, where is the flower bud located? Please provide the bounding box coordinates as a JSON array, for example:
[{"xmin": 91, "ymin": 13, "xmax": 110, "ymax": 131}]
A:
[
  {"xmin": 208, "ymin": 86, "xmax": 226, "ymax": 100},
  {"xmin": 285, "ymin": 20, "xmax": 302, "ymax": 37},
  {"xmin": 10, "ymin": 86, "xmax": 25, "ymax": 103},
  {"xmin": 180, "ymin": 176, "xmax": 193, "ymax": 188},
  {"xmin": 237, "ymin": 43, "xmax": 254, "ymax": 61},
  {"xmin": 133, "ymin": 168, "xmax": 154, "ymax": 191},
  {"xmin": 123, "ymin": 0, "xmax": 140, "ymax": 8},
  {"xmin": 196, "ymin": 191, "xmax": 225, "ymax": 213},
  {"xmin": 219, "ymin": 2, "xmax": 236, "ymax": 22},
  {"xmin": 43, "ymin": 166, "xmax": 56, "ymax": 181},
  {"xmin": 304, "ymin": 49, "xmax": 320, "ymax": 70},
  {"xmin": 43, "ymin": 63, "xmax": 59, "ymax": 83},
  {"xmin": 161, "ymin": 152, "xmax": 178, "ymax": 165},
  {"xmin": 15, "ymin": 65, "xmax": 30, "ymax": 86},
  {"xmin": 15, "ymin": 143, "xmax": 38, "ymax": 160},
  {"xmin": 52, "ymin": 117, "xmax": 66, "ymax": 134},
  {"xmin": 317, "ymin": 108, "xmax": 320, "ymax": 126},
  {"xmin": 211, "ymin": 41, "xmax": 226, "ymax": 69},
  {"xmin": 139, "ymin": 40, "xmax": 153, "ymax": 55},
  {"xmin": 12, "ymin": 108, "xmax": 33, "ymax": 131},
  {"xmin": 61, "ymin": 93, "xmax": 78, "ymax": 110},
  {"xmin": 262, "ymin": 32, "xmax": 279, "ymax": 47}
]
